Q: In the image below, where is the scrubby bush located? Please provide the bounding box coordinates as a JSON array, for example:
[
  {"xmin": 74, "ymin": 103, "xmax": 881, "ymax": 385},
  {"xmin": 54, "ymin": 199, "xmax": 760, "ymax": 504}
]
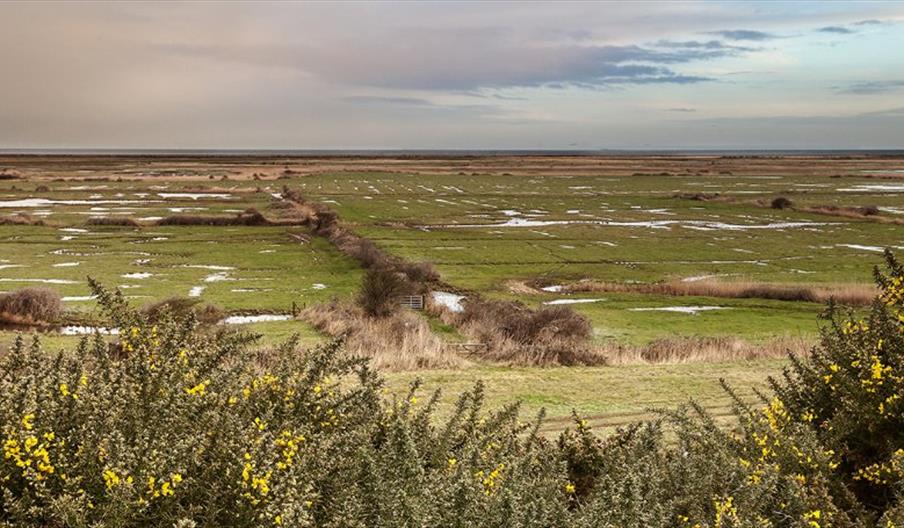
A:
[
  {"xmin": 0, "ymin": 288, "xmax": 61, "ymax": 325},
  {"xmin": 449, "ymin": 298, "xmax": 598, "ymax": 365},
  {"xmin": 358, "ymin": 267, "xmax": 412, "ymax": 317},
  {"xmin": 771, "ymin": 196, "xmax": 793, "ymax": 210},
  {"xmin": 142, "ymin": 296, "xmax": 225, "ymax": 325},
  {"xmin": 4, "ymin": 254, "xmax": 904, "ymax": 526}
]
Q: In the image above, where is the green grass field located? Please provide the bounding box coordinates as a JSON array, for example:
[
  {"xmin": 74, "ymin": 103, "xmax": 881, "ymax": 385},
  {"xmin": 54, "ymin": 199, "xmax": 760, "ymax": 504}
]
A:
[{"xmin": 1, "ymin": 155, "xmax": 901, "ymax": 420}]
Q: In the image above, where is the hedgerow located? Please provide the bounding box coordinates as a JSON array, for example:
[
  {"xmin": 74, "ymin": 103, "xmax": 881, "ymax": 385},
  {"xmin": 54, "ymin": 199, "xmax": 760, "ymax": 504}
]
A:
[{"xmin": 1, "ymin": 252, "xmax": 904, "ymax": 526}]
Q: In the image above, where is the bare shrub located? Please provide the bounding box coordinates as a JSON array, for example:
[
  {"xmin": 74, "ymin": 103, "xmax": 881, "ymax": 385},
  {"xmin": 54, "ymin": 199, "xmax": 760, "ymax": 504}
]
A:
[
  {"xmin": 438, "ymin": 298, "xmax": 599, "ymax": 366},
  {"xmin": 34, "ymin": 185, "xmax": 50, "ymax": 193},
  {"xmin": 399, "ymin": 261, "xmax": 441, "ymax": 282},
  {"xmin": 300, "ymin": 301, "xmax": 463, "ymax": 370},
  {"xmin": 86, "ymin": 216, "xmax": 140, "ymax": 227},
  {"xmin": 142, "ymin": 297, "xmax": 224, "ymax": 325},
  {"xmin": 358, "ymin": 267, "xmax": 412, "ymax": 317},
  {"xmin": 0, "ymin": 288, "xmax": 62, "ymax": 325},
  {"xmin": 770, "ymin": 196, "xmax": 793, "ymax": 209}
]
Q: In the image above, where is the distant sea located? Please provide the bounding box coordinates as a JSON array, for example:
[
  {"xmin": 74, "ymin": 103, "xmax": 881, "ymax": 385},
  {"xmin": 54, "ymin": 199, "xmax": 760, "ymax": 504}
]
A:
[{"xmin": 1, "ymin": 149, "xmax": 904, "ymax": 157}]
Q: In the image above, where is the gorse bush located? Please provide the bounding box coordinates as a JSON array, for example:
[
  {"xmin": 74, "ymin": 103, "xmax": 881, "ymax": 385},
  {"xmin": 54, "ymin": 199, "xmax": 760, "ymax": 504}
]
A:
[{"xmin": 3, "ymin": 253, "xmax": 904, "ymax": 526}]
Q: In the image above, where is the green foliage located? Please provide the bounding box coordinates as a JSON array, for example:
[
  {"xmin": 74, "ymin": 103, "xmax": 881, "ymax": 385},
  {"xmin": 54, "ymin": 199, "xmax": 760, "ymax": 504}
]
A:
[{"xmin": 2, "ymin": 252, "xmax": 904, "ymax": 526}]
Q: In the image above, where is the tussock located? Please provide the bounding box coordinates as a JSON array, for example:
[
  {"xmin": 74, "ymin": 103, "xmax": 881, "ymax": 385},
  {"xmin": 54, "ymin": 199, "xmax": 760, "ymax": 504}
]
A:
[
  {"xmin": 300, "ymin": 301, "xmax": 463, "ymax": 370},
  {"xmin": 560, "ymin": 279, "xmax": 876, "ymax": 306},
  {"xmin": 0, "ymin": 288, "xmax": 62, "ymax": 325}
]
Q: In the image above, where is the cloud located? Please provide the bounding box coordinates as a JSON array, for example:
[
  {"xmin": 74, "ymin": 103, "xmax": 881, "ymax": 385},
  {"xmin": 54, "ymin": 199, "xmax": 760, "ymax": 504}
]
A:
[
  {"xmin": 853, "ymin": 19, "xmax": 884, "ymax": 26},
  {"xmin": 705, "ymin": 29, "xmax": 778, "ymax": 41},
  {"xmin": 836, "ymin": 80, "xmax": 904, "ymax": 95},
  {"xmin": 342, "ymin": 96, "xmax": 436, "ymax": 106},
  {"xmin": 665, "ymin": 107, "xmax": 696, "ymax": 112},
  {"xmin": 160, "ymin": 39, "xmax": 725, "ymax": 91},
  {"xmin": 695, "ymin": 106, "xmax": 904, "ymax": 126},
  {"xmin": 817, "ymin": 26, "xmax": 855, "ymax": 34},
  {"xmin": 654, "ymin": 39, "xmax": 754, "ymax": 52}
]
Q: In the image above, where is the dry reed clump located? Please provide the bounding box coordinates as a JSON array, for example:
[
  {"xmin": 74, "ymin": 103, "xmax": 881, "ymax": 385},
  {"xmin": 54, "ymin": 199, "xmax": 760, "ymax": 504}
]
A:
[
  {"xmin": 562, "ymin": 279, "xmax": 876, "ymax": 306},
  {"xmin": 299, "ymin": 301, "xmax": 463, "ymax": 370},
  {"xmin": 0, "ymin": 288, "xmax": 62, "ymax": 325},
  {"xmin": 86, "ymin": 216, "xmax": 141, "ymax": 227},
  {"xmin": 0, "ymin": 214, "xmax": 45, "ymax": 226},
  {"xmin": 597, "ymin": 334, "xmax": 813, "ymax": 365},
  {"xmin": 433, "ymin": 298, "xmax": 602, "ymax": 366}
]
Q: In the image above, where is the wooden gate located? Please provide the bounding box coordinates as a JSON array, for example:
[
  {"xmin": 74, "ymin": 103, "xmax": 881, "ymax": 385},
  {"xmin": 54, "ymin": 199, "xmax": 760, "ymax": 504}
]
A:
[{"xmin": 400, "ymin": 295, "xmax": 425, "ymax": 310}]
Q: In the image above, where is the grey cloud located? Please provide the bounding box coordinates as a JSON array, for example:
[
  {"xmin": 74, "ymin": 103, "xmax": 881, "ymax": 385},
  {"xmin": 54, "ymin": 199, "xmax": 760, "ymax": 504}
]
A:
[
  {"xmin": 342, "ymin": 96, "xmax": 436, "ymax": 106},
  {"xmin": 695, "ymin": 106, "xmax": 904, "ymax": 127},
  {"xmin": 706, "ymin": 30, "xmax": 777, "ymax": 41},
  {"xmin": 654, "ymin": 39, "xmax": 754, "ymax": 52},
  {"xmin": 853, "ymin": 19, "xmax": 884, "ymax": 26},
  {"xmin": 666, "ymin": 107, "xmax": 696, "ymax": 112},
  {"xmin": 817, "ymin": 26, "xmax": 855, "ymax": 34},
  {"xmin": 837, "ymin": 80, "xmax": 904, "ymax": 95},
  {"xmin": 159, "ymin": 40, "xmax": 723, "ymax": 91}
]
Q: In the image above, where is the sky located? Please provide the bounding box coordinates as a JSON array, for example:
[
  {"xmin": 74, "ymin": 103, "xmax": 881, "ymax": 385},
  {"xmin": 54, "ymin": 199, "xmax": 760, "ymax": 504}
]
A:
[{"xmin": 2, "ymin": 1, "xmax": 904, "ymax": 150}]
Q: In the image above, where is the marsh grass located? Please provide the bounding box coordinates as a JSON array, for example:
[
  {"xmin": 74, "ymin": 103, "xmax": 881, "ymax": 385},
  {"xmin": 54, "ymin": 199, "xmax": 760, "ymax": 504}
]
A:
[
  {"xmin": 561, "ymin": 279, "xmax": 876, "ymax": 306},
  {"xmin": 597, "ymin": 335, "xmax": 812, "ymax": 364}
]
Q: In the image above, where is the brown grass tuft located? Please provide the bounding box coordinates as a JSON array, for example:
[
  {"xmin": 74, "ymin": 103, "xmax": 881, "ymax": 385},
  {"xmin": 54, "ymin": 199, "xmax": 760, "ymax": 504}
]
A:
[
  {"xmin": 0, "ymin": 288, "xmax": 62, "ymax": 325},
  {"xmin": 300, "ymin": 301, "xmax": 463, "ymax": 370}
]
